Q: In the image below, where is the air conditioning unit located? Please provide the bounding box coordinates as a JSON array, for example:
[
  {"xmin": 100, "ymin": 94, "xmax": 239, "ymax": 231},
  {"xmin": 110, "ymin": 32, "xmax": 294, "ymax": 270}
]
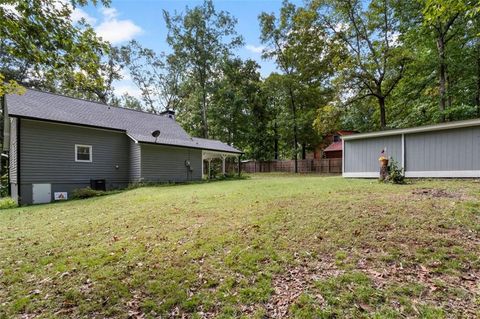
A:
[{"xmin": 90, "ymin": 179, "xmax": 106, "ymax": 191}]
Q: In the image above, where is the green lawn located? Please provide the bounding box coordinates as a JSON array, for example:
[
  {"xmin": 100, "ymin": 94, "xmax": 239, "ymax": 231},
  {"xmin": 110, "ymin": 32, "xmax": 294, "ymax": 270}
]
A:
[{"xmin": 1, "ymin": 175, "xmax": 479, "ymax": 318}]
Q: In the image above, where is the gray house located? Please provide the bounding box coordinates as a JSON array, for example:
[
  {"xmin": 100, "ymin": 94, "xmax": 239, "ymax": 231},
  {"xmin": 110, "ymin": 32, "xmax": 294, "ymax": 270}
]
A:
[
  {"xmin": 3, "ymin": 89, "xmax": 242, "ymax": 205},
  {"xmin": 342, "ymin": 119, "xmax": 480, "ymax": 178}
]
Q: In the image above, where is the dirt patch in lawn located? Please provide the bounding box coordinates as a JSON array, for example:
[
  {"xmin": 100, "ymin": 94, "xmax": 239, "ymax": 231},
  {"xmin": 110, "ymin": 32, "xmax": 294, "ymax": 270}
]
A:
[
  {"xmin": 264, "ymin": 257, "xmax": 340, "ymax": 318},
  {"xmin": 411, "ymin": 188, "xmax": 469, "ymax": 199},
  {"xmin": 262, "ymin": 254, "xmax": 480, "ymax": 318},
  {"xmin": 364, "ymin": 261, "xmax": 480, "ymax": 317}
]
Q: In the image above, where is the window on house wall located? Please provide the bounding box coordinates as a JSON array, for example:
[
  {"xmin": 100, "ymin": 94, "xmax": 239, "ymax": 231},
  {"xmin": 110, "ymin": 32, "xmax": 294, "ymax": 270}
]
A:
[{"xmin": 75, "ymin": 145, "xmax": 92, "ymax": 162}]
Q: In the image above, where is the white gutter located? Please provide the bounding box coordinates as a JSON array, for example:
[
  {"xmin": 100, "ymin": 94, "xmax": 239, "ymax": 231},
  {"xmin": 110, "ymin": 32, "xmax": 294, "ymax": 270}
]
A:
[
  {"xmin": 126, "ymin": 133, "xmax": 139, "ymax": 143},
  {"xmin": 342, "ymin": 118, "xmax": 480, "ymax": 140}
]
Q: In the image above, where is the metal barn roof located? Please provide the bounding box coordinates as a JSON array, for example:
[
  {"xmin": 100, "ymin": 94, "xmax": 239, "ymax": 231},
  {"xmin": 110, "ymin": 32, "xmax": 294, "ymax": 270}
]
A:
[{"xmin": 342, "ymin": 118, "xmax": 480, "ymax": 141}]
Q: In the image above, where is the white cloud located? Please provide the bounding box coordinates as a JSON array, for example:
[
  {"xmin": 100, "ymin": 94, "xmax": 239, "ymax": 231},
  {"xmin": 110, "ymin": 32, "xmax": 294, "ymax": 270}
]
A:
[
  {"xmin": 114, "ymin": 82, "xmax": 142, "ymax": 99},
  {"xmin": 246, "ymin": 44, "xmax": 265, "ymax": 54},
  {"xmin": 71, "ymin": 7, "xmax": 97, "ymax": 25},
  {"xmin": 100, "ymin": 7, "xmax": 117, "ymax": 20},
  {"xmin": 95, "ymin": 7, "xmax": 142, "ymax": 44}
]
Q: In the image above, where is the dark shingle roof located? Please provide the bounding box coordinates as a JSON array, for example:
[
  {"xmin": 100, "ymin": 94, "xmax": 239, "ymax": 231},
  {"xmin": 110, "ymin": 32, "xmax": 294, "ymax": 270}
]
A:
[
  {"xmin": 192, "ymin": 137, "xmax": 241, "ymax": 154},
  {"xmin": 6, "ymin": 89, "xmax": 242, "ymax": 154}
]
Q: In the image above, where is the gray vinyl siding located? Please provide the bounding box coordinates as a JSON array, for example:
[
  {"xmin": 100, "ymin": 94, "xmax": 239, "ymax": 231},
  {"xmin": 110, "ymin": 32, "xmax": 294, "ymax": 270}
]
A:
[
  {"xmin": 140, "ymin": 144, "xmax": 202, "ymax": 182},
  {"xmin": 405, "ymin": 126, "xmax": 480, "ymax": 171},
  {"xmin": 20, "ymin": 119, "xmax": 130, "ymax": 185},
  {"xmin": 12, "ymin": 118, "xmax": 209, "ymax": 204},
  {"xmin": 129, "ymin": 140, "xmax": 141, "ymax": 182},
  {"xmin": 9, "ymin": 117, "xmax": 17, "ymax": 184},
  {"xmin": 344, "ymin": 135, "xmax": 402, "ymax": 173}
]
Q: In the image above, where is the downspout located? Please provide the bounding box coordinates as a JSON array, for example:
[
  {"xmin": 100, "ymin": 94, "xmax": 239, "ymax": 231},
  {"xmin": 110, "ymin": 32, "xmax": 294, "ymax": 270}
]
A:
[
  {"xmin": 17, "ymin": 117, "xmax": 20, "ymax": 201},
  {"xmin": 1, "ymin": 95, "xmax": 10, "ymax": 195},
  {"xmin": 341, "ymin": 138, "xmax": 345, "ymax": 176},
  {"xmin": 2, "ymin": 95, "xmax": 10, "ymax": 151}
]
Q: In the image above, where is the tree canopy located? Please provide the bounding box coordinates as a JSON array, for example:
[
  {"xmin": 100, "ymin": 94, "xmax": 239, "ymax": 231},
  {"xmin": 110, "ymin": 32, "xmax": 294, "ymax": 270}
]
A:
[{"xmin": 2, "ymin": 0, "xmax": 479, "ymax": 162}]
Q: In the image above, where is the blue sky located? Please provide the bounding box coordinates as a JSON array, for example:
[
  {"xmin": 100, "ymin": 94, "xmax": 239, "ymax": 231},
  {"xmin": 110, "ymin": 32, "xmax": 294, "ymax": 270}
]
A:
[{"xmin": 73, "ymin": 0, "xmax": 304, "ymax": 98}]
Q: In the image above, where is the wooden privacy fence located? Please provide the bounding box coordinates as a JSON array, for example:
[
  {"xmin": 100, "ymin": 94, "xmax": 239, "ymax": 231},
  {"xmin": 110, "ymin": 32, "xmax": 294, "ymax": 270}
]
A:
[{"xmin": 238, "ymin": 158, "xmax": 342, "ymax": 174}]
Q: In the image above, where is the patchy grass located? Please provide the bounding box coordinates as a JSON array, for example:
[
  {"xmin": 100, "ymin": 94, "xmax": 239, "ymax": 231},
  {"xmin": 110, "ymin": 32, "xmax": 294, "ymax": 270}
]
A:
[{"xmin": 0, "ymin": 174, "xmax": 479, "ymax": 318}]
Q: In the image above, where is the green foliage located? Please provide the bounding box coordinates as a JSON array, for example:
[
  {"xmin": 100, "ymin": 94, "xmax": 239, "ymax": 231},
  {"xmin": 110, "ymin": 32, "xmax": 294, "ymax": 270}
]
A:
[
  {"xmin": 0, "ymin": 74, "xmax": 25, "ymax": 97},
  {"xmin": 3, "ymin": 0, "xmax": 480, "ymax": 165},
  {"xmin": 209, "ymin": 58, "xmax": 264, "ymax": 158},
  {"xmin": 0, "ymin": 172, "xmax": 9, "ymax": 198},
  {"xmin": 72, "ymin": 187, "xmax": 105, "ymax": 199},
  {"xmin": 0, "ymin": 0, "xmax": 113, "ymax": 102},
  {"xmin": 0, "ymin": 197, "xmax": 17, "ymax": 209},
  {"xmin": 164, "ymin": 0, "xmax": 244, "ymax": 138},
  {"xmin": 259, "ymin": 3, "xmax": 327, "ymax": 163},
  {"xmin": 387, "ymin": 158, "xmax": 405, "ymax": 184},
  {"xmin": 310, "ymin": 0, "xmax": 411, "ymax": 130},
  {"xmin": 119, "ymin": 40, "xmax": 181, "ymax": 113}
]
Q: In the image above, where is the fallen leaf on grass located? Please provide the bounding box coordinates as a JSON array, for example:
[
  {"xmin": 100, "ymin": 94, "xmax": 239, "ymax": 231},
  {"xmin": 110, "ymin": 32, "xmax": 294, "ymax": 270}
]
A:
[{"xmin": 356, "ymin": 302, "xmax": 373, "ymax": 312}]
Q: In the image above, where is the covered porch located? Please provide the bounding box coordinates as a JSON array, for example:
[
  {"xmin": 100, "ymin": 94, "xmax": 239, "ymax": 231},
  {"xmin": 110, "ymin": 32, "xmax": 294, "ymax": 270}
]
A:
[{"xmin": 202, "ymin": 150, "xmax": 242, "ymax": 179}]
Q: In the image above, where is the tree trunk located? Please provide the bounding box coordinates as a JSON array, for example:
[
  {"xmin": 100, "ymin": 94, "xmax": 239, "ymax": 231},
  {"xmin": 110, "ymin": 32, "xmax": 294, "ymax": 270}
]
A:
[
  {"xmin": 378, "ymin": 96, "xmax": 387, "ymax": 130},
  {"xmin": 274, "ymin": 120, "xmax": 279, "ymax": 160},
  {"xmin": 437, "ymin": 34, "xmax": 447, "ymax": 122},
  {"xmin": 476, "ymin": 40, "xmax": 480, "ymax": 116},
  {"xmin": 446, "ymin": 67, "xmax": 452, "ymax": 109},
  {"xmin": 288, "ymin": 87, "xmax": 298, "ymax": 173},
  {"xmin": 201, "ymin": 82, "xmax": 209, "ymax": 138},
  {"xmin": 301, "ymin": 143, "xmax": 306, "ymax": 160}
]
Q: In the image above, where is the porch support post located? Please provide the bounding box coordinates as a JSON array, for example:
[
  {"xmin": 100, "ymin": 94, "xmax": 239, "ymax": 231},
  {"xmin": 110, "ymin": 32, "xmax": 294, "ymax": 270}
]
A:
[
  {"xmin": 238, "ymin": 154, "xmax": 242, "ymax": 177},
  {"xmin": 201, "ymin": 153, "xmax": 204, "ymax": 178},
  {"xmin": 208, "ymin": 159, "xmax": 212, "ymax": 180},
  {"xmin": 221, "ymin": 155, "xmax": 226, "ymax": 176}
]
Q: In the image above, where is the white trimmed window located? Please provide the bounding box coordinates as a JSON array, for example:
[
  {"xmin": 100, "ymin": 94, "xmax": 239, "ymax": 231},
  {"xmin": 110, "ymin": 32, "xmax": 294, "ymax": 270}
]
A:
[{"xmin": 75, "ymin": 144, "xmax": 92, "ymax": 162}]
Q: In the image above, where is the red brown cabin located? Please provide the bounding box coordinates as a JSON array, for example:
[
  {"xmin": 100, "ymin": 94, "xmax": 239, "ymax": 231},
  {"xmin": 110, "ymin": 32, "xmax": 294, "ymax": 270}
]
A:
[{"xmin": 312, "ymin": 130, "xmax": 356, "ymax": 159}]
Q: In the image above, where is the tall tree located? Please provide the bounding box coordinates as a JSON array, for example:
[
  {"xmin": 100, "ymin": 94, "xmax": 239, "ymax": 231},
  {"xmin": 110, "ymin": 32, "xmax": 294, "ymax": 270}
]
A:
[
  {"xmin": 421, "ymin": 0, "xmax": 479, "ymax": 121},
  {"xmin": 0, "ymin": 0, "xmax": 111, "ymax": 194},
  {"xmin": 312, "ymin": 0, "xmax": 410, "ymax": 129},
  {"xmin": 120, "ymin": 40, "xmax": 182, "ymax": 113},
  {"xmin": 209, "ymin": 58, "xmax": 268, "ymax": 159},
  {"xmin": 260, "ymin": 1, "xmax": 335, "ymax": 167},
  {"xmin": 259, "ymin": 1, "xmax": 302, "ymax": 171},
  {"xmin": 0, "ymin": 0, "xmax": 110, "ymax": 97},
  {"xmin": 164, "ymin": 0, "xmax": 243, "ymax": 138}
]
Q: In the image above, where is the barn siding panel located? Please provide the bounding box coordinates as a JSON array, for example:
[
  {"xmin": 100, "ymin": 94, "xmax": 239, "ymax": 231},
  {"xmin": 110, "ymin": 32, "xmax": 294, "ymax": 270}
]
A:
[
  {"xmin": 140, "ymin": 144, "xmax": 202, "ymax": 182},
  {"xmin": 344, "ymin": 135, "xmax": 402, "ymax": 173},
  {"xmin": 405, "ymin": 127, "xmax": 480, "ymax": 171}
]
